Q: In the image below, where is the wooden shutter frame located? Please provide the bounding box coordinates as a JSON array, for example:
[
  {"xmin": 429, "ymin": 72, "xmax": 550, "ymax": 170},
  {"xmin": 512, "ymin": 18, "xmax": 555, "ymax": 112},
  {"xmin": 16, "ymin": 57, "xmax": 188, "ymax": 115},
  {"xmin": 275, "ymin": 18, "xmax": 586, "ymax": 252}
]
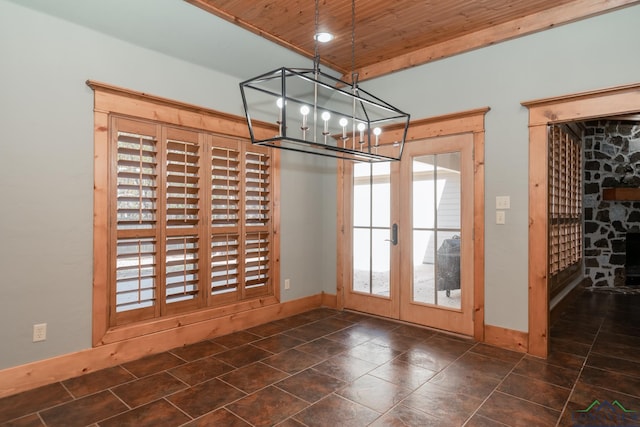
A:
[{"xmin": 89, "ymin": 80, "xmax": 280, "ymax": 347}]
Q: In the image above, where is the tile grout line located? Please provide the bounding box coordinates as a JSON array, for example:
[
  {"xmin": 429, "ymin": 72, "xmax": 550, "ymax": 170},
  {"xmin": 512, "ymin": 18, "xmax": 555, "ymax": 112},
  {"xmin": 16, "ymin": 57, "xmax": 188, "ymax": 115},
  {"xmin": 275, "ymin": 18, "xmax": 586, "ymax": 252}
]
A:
[
  {"xmin": 553, "ymin": 309, "xmax": 606, "ymax": 427},
  {"xmin": 461, "ymin": 348, "xmax": 526, "ymax": 426}
]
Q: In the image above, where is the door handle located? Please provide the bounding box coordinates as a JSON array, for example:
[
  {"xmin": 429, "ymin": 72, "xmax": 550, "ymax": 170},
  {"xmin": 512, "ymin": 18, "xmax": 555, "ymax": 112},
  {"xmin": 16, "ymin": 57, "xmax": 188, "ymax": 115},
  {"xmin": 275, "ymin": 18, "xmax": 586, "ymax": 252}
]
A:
[{"xmin": 385, "ymin": 223, "xmax": 398, "ymax": 245}]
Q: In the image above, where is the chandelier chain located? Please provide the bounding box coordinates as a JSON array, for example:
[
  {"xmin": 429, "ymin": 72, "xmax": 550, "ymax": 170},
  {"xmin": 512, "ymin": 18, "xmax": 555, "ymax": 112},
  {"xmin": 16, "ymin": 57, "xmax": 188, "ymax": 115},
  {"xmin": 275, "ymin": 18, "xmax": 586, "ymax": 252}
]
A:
[
  {"xmin": 314, "ymin": 0, "xmax": 320, "ymax": 72},
  {"xmin": 351, "ymin": 0, "xmax": 356, "ymax": 85}
]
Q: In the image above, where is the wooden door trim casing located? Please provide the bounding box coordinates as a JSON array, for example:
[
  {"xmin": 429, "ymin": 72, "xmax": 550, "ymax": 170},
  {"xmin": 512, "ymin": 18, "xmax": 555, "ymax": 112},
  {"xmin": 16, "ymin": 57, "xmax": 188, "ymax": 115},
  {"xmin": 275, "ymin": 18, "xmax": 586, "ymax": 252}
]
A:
[
  {"xmin": 337, "ymin": 107, "xmax": 489, "ymax": 341},
  {"xmin": 523, "ymin": 82, "xmax": 640, "ymax": 358}
]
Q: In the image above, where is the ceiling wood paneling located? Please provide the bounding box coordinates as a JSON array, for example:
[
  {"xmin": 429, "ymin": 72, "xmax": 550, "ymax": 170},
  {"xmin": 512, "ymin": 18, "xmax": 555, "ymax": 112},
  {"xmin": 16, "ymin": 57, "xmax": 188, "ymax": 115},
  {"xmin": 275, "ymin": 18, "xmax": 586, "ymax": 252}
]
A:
[{"xmin": 187, "ymin": 0, "xmax": 639, "ymax": 81}]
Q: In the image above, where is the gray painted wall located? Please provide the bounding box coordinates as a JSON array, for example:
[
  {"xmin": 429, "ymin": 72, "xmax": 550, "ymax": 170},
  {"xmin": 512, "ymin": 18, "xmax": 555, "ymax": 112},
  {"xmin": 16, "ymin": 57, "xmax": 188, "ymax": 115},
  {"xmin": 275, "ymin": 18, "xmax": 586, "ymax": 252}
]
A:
[
  {"xmin": 366, "ymin": 5, "xmax": 640, "ymax": 331},
  {"xmin": 0, "ymin": 0, "xmax": 333, "ymax": 369},
  {"xmin": 1, "ymin": 0, "xmax": 640, "ymax": 370}
]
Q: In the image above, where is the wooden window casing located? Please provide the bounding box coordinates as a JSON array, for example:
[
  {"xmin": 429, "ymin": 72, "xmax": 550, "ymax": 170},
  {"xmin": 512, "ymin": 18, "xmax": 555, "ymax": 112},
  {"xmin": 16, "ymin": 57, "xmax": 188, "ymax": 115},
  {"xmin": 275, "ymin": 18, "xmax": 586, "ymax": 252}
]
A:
[{"xmin": 89, "ymin": 81, "xmax": 280, "ymax": 346}]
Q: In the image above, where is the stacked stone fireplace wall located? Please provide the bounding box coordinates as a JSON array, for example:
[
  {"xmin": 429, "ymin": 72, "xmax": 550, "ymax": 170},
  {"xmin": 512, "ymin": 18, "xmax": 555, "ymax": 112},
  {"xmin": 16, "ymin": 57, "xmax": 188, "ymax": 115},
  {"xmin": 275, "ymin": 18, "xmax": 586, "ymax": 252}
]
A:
[{"xmin": 584, "ymin": 120, "xmax": 640, "ymax": 287}]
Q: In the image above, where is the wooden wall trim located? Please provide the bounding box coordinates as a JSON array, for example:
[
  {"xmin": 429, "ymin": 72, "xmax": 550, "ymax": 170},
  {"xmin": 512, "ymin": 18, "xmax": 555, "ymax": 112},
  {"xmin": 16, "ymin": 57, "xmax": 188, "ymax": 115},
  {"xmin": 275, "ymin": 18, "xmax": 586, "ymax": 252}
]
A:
[
  {"xmin": 484, "ymin": 324, "xmax": 528, "ymax": 353},
  {"xmin": 321, "ymin": 292, "xmax": 338, "ymax": 309},
  {"xmin": 383, "ymin": 108, "xmax": 490, "ymax": 143},
  {"xmin": 86, "ymin": 80, "xmax": 277, "ymax": 139},
  {"xmin": 528, "ymin": 124, "xmax": 550, "ymax": 357},
  {"xmin": 473, "ymin": 130, "xmax": 486, "ymax": 342},
  {"xmin": 0, "ymin": 294, "xmax": 324, "ymax": 399},
  {"xmin": 524, "ymin": 82, "xmax": 640, "ymax": 358}
]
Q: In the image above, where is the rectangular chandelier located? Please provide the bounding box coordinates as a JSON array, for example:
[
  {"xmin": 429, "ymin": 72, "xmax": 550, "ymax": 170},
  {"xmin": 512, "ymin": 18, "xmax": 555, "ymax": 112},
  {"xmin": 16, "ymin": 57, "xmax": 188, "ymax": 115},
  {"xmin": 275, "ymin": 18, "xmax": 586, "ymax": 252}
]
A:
[{"xmin": 240, "ymin": 67, "xmax": 410, "ymax": 162}]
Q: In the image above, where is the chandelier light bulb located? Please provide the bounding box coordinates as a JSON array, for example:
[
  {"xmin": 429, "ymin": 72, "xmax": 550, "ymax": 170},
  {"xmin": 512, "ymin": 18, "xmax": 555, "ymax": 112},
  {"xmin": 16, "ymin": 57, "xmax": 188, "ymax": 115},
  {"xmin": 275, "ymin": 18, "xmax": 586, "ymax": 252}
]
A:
[
  {"xmin": 300, "ymin": 105, "xmax": 310, "ymax": 138},
  {"xmin": 321, "ymin": 111, "xmax": 331, "ymax": 136},
  {"xmin": 339, "ymin": 118, "xmax": 349, "ymax": 140},
  {"xmin": 373, "ymin": 127, "xmax": 381, "ymax": 145},
  {"xmin": 276, "ymin": 98, "xmax": 284, "ymax": 136},
  {"xmin": 357, "ymin": 122, "xmax": 366, "ymax": 143}
]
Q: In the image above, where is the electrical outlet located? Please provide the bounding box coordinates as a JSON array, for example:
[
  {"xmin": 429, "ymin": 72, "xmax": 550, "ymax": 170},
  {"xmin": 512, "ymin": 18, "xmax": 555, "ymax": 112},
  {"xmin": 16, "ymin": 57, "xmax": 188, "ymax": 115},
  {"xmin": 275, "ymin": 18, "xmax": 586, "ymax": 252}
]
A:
[
  {"xmin": 33, "ymin": 323, "xmax": 47, "ymax": 342},
  {"xmin": 284, "ymin": 279, "xmax": 290, "ymax": 290},
  {"xmin": 496, "ymin": 210, "xmax": 506, "ymax": 225}
]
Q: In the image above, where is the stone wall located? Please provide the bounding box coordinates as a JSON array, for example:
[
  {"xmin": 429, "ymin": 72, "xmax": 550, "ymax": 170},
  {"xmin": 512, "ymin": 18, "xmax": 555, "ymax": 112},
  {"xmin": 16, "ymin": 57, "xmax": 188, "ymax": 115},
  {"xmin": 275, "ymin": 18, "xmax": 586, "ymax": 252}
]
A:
[{"xmin": 583, "ymin": 120, "xmax": 640, "ymax": 287}]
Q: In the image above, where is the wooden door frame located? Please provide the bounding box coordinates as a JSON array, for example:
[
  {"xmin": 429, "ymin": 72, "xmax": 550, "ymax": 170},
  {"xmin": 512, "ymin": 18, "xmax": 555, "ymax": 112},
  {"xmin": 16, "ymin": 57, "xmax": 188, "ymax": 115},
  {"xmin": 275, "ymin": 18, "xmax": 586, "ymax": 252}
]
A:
[
  {"xmin": 337, "ymin": 107, "xmax": 489, "ymax": 341},
  {"xmin": 523, "ymin": 82, "xmax": 640, "ymax": 358}
]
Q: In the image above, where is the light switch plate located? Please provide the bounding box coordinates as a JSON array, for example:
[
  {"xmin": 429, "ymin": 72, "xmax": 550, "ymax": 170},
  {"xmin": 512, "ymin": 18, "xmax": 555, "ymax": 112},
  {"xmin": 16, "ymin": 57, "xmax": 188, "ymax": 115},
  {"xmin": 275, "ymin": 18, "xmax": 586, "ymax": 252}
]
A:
[
  {"xmin": 496, "ymin": 196, "xmax": 510, "ymax": 210},
  {"xmin": 496, "ymin": 210, "xmax": 506, "ymax": 225}
]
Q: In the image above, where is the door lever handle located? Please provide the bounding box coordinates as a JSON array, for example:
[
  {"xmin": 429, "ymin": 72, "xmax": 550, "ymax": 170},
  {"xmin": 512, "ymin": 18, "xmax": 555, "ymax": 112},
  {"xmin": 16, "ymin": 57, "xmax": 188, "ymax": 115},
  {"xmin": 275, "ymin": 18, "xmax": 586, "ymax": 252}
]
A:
[{"xmin": 385, "ymin": 223, "xmax": 398, "ymax": 245}]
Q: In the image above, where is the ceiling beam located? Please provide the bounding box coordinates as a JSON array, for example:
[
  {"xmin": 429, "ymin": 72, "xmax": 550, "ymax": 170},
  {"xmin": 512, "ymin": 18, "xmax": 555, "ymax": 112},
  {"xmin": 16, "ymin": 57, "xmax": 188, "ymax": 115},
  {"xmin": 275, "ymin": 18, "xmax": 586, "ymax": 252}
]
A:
[{"xmin": 346, "ymin": 0, "xmax": 640, "ymax": 83}]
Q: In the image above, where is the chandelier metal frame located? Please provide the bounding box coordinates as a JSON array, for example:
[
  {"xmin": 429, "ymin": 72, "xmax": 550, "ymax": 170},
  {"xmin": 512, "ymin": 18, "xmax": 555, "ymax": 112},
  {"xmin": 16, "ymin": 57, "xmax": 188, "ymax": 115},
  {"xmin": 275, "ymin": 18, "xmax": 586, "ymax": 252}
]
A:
[{"xmin": 239, "ymin": 0, "xmax": 410, "ymax": 162}]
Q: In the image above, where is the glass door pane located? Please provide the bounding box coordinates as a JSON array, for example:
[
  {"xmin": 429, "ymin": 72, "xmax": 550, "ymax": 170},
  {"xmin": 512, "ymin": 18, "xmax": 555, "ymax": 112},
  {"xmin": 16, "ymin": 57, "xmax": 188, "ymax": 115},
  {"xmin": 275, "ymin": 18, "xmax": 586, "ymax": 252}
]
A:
[
  {"xmin": 352, "ymin": 162, "xmax": 391, "ymax": 297},
  {"xmin": 412, "ymin": 153, "xmax": 461, "ymax": 309}
]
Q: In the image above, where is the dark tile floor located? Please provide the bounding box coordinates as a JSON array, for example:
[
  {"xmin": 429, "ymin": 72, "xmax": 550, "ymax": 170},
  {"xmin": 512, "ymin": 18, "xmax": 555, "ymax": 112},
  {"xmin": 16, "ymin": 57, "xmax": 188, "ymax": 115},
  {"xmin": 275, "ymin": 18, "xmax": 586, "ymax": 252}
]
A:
[{"xmin": 3, "ymin": 291, "xmax": 640, "ymax": 426}]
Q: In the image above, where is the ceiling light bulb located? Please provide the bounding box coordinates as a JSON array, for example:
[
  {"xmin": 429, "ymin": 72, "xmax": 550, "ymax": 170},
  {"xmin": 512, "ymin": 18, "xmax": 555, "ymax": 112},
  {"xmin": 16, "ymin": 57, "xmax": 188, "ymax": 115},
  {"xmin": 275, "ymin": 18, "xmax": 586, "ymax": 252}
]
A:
[
  {"xmin": 314, "ymin": 32, "xmax": 334, "ymax": 43},
  {"xmin": 300, "ymin": 105, "xmax": 310, "ymax": 116},
  {"xmin": 276, "ymin": 98, "xmax": 283, "ymax": 109},
  {"xmin": 373, "ymin": 127, "xmax": 381, "ymax": 136},
  {"xmin": 357, "ymin": 123, "xmax": 366, "ymax": 132},
  {"xmin": 339, "ymin": 118, "xmax": 348, "ymax": 127},
  {"xmin": 321, "ymin": 111, "xmax": 331, "ymax": 121}
]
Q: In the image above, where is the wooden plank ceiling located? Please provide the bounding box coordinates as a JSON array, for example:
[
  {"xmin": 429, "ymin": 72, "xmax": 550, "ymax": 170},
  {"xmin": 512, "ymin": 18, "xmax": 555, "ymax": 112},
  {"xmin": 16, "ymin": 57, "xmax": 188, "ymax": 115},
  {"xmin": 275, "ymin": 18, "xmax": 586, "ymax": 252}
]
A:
[{"xmin": 187, "ymin": 0, "xmax": 639, "ymax": 81}]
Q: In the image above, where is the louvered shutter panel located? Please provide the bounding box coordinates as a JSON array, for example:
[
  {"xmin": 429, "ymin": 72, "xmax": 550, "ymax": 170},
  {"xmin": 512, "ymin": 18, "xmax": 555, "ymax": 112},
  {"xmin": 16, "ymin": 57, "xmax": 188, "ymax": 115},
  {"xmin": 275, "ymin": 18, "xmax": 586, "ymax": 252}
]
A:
[
  {"xmin": 245, "ymin": 231, "xmax": 270, "ymax": 290},
  {"xmin": 115, "ymin": 238, "xmax": 156, "ymax": 312},
  {"xmin": 164, "ymin": 128, "xmax": 202, "ymax": 310},
  {"xmin": 244, "ymin": 147, "xmax": 271, "ymax": 296},
  {"xmin": 211, "ymin": 233, "xmax": 240, "ymax": 297},
  {"xmin": 165, "ymin": 235, "xmax": 199, "ymax": 304},
  {"xmin": 210, "ymin": 138, "xmax": 241, "ymax": 302},
  {"xmin": 116, "ymin": 130, "xmax": 157, "ymax": 229},
  {"xmin": 211, "ymin": 143, "xmax": 240, "ymax": 228},
  {"xmin": 245, "ymin": 150, "xmax": 270, "ymax": 226},
  {"xmin": 166, "ymin": 138, "xmax": 200, "ymax": 228},
  {"xmin": 113, "ymin": 118, "xmax": 158, "ymax": 321}
]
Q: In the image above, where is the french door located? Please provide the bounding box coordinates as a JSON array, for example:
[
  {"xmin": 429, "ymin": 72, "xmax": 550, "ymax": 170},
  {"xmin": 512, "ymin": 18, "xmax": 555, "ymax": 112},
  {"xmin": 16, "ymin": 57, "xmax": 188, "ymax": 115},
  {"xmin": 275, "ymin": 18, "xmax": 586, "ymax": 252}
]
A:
[{"xmin": 343, "ymin": 133, "xmax": 474, "ymax": 335}]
